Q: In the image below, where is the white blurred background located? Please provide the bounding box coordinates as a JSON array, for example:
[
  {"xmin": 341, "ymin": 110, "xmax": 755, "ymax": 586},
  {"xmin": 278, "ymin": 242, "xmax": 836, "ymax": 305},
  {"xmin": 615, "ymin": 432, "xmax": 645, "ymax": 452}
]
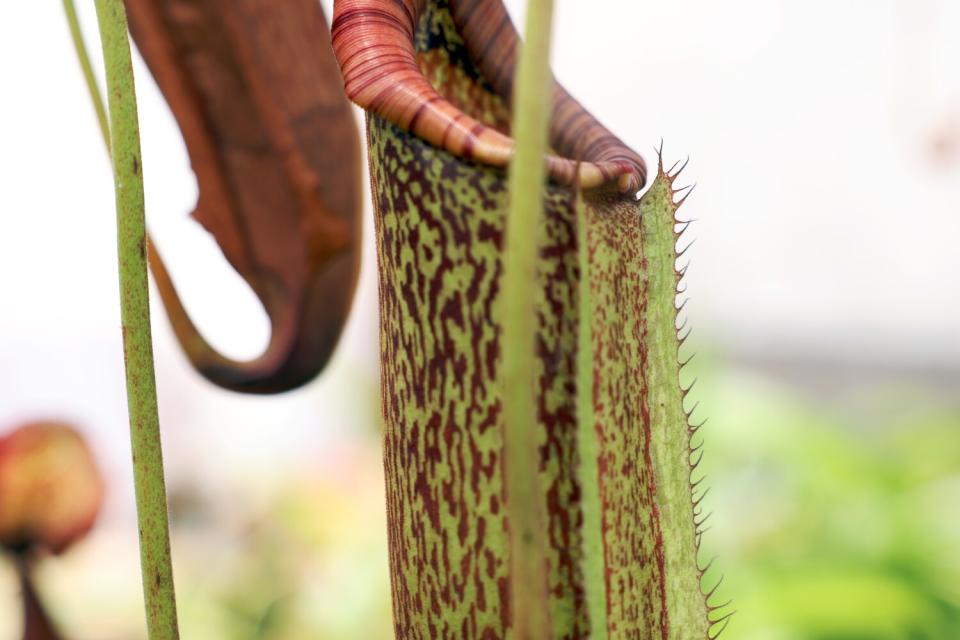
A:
[{"xmin": 1, "ymin": 1, "xmax": 958, "ymax": 638}]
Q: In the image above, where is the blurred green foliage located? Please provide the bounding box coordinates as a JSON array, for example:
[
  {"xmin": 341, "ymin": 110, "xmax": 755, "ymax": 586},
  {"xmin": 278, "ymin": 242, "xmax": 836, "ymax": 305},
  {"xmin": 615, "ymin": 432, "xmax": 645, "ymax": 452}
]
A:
[
  {"xmin": 169, "ymin": 456, "xmax": 394, "ymax": 640},
  {"xmin": 697, "ymin": 361, "xmax": 960, "ymax": 640}
]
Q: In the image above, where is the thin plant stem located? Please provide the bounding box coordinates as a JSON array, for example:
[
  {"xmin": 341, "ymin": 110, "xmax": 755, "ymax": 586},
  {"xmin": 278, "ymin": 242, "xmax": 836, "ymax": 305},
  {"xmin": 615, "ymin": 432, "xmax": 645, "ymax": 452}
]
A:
[
  {"xmin": 61, "ymin": 0, "xmax": 168, "ymax": 326},
  {"xmin": 92, "ymin": 0, "xmax": 180, "ymax": 637},
  {"xmin": 62, "ymin": 0, "xmax": 110, "ymax": 150},
  {"xmin": 15, "ymin": 555, "xmax": 63, "ymax": 640},
  {"xmin": 575, "ymin": 195, "xmax": 609, "ymax": 638},
  {"xmin": 501, "ymin": 0, "xmax": 555, "ymax": 637}
]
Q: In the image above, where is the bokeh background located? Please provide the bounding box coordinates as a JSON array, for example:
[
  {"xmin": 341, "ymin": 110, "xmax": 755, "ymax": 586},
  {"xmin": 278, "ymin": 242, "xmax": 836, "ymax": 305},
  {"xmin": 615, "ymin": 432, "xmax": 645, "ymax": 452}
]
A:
[{"xmin": 2, "ymin": 1, "xmax": 959, "ymax": 638}]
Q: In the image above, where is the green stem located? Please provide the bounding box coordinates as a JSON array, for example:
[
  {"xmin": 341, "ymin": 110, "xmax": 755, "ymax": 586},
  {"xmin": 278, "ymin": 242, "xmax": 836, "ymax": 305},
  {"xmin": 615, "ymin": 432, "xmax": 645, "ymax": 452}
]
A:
[
  {"xmin": 502, "ymin": 0, "xmax": 555, "ymax": 637},
  {"xmin": 92, "ymin": 1, "xmax": 180, "ymax": 638},
  {"xmin": 62, "ymin": 0, "xmax": 110, "ymax": 150},
  {"xmin": 575, "ymin": 197, "xmax": 609, "ymax": 639}
]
